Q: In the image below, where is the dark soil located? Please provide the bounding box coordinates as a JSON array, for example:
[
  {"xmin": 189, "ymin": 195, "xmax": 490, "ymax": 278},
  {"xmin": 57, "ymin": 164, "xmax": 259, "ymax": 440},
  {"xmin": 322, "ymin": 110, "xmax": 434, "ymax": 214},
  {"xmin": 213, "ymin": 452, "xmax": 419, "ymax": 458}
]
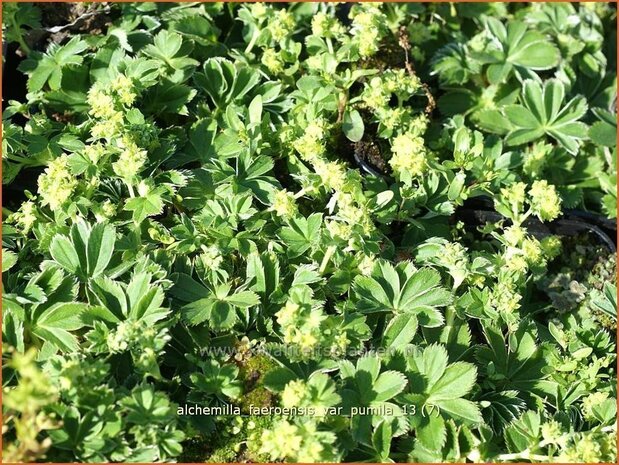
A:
[
  {"xmin": 14, "ymin": 2, "xmax": 115, "ymax": 56},
  {"xmin": 354, "ymin": 140, "xmax": 388, "ymax": 173}
]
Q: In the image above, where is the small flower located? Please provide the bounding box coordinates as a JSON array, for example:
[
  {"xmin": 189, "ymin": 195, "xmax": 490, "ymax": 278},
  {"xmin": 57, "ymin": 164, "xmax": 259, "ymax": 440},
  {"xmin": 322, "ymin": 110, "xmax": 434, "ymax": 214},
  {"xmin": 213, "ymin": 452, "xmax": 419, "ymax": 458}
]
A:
[
  {"xmin": 541, "ymin": 420, "xmax": 567, "ymax": 448},
  {"xmin": 389, "ymin": 133, "xmax": 427, "ymax": 179},
  {"xmin": 314, "ymin": 160, "xmax": 347, "ymax": 192},
  {"xmin": 522, "ymin": 237, "xmax": 542, "ymax": 265},
  {"xmin": 90, "ymin": 111, "xmax": 124, "ymax": 139},
  {"xmin": 268, "ymin": 9, "xmax": 295, "ymax": 42},
  {"xmin": 272, "ymin": 189, "xmax": 298, "ymax": 219},
  {"xmin": 362, "ymin": 77, "xmax": 389, "ymax": 109},
  {"xmin": 110, "ymin": 74, "xmax": 137, "ymax": 106},
  {"xmin": 83, "ymin": 143, "xmax": 107, "ymax": 164},
  {"xmin": 529, "ymin": 180, "xmax": 562, "ymax": 221},
  {"xmin": 581, "ymin": 391, "xmax": 608, "ymax": 420},
  {"xmin": 281, "ymin": 380, "xmax": 306, "ymax": 408},
  {"xmin": 250, "ymin": 2, "xmax": 268, "ymax": 21},
  {"xmin": 350, "ymin": 4, "xmax": 386, "ymax": 57},
  {"xmin": 112, "ymin": 139, "xmax": 148, "ymax": 180},
  {"xmin": 311, "ymin": 12, "xmax": 344, "ymax": 38},
  {"xmin": 10, "ymin": 200, "xmax": 37, "ymax": 233},
  {"xmin": 358, "ymin": 254, "xmax": 376, "ymax": 276},
  {"xmin": 261, "ymin": 48, "xmax": 284, "ymax": 74},
  {"xmin": 499, "ymin": 182, "xmax": 527, "ymax": 215},
  {"xmin": 540, "ymin": 235, "xmax": 562, "ymax": 259},
  {"xmin": 291, "ymin": 121, "xmax": 327, "ymax": 162},
  {"xmin": 37, "ymin": 155, "xmax": 77, "ymax": 210},
  {"xmin": 87, "ymin": 87, "xmax": 116, "ymax": 119},
  {"xmin": 276, "ymin": 301, "xmax": 300, "ymax": 326},
  {"xmin": 93, "ymin": 200, "xmax": 116, "ymax": 222},
  {"xmin": 326, "ymin": 219, "xmax": 352, "ymax": 241},
  {"xmin": 199, "ymin": 246, "xmax": 223, "ymax": 271},
  {"xmin": 506, "ymin": 254, "xmax": 528, "ymax": 273},
  {"xmin": 503, "ymin": 225, "xmax": 525, "ymax": 246}
]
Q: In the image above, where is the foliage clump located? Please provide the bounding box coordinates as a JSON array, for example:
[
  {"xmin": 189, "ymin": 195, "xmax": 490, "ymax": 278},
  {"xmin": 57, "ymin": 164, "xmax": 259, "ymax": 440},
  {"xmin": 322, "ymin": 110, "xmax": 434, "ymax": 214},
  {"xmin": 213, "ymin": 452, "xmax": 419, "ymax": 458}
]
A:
[{"xmin": 2, "ymin": 2, "xmax": 617, "ymax": 463}]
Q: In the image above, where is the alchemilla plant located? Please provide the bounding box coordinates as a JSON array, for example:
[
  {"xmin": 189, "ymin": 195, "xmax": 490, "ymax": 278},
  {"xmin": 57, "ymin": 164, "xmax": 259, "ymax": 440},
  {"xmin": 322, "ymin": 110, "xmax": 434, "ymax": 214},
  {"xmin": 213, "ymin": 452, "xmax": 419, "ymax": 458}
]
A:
[{"xmin": 2, "ymin": 2, "xmax": 617, "ymax": 463}]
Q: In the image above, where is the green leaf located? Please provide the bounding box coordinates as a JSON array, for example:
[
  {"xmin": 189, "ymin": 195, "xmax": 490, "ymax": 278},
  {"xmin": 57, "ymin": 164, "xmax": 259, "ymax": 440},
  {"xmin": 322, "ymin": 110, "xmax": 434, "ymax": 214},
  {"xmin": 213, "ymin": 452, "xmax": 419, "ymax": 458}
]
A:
[
  {"xmin": 354, "ymin": 262, "xmax": 451, "ymax": 324},
  {"xmin": 124, "ymin": 188, "xmax": 165, "ymax": 224},
  {"xmin": 170, "ymin": 273, "xmax": 210, "ymax": 301},
  {"xmin": 278, "ymin": 213, "xmax": 322, "ymax": 258},
  {"xmin": 19, "ymin": 37, "xmax": 89, "ymax": 92},
  {"xmin": 471, "ymin": 19, "xmax": 559, "ymax": 84},
  {"xmin": 373, "ymin": 370, "xmax": 408, "ymax": 402},
  {"xmin": 416, "ymin": 413, "xmax": 447, "ymax": 451},
  {"xmin": 225, "ymin": 290, "xmax": 260, "ymax": 308},
  {"xmin": 2, "ymin": 249, "xmax": 18, "ymax": 272},
  {"xmin": 86, "ymin": 223, "xmax": 116, "ymax": 277},
  {"xmin": 434, "ymin": 398, "xmax": 483, "ymax": 424},
  {"xmin": 504, "ymin": 79, "xmax": 589, "ymax": 154},
  {"xmin": 504, "ymin": 411, "xmax": 541, "ymax": 453},
  {"xmin": 589, "ymin": 108, "xmax": 617, "ymax": 147},
  {"xmin": 343, "ymin": 109, "xmax": 365, "ymax": 142},
  {"xmin": 372, "ymin": 420, "xmax": 392, "ymax": 460},
  {"xmin": 50, "ymin": 235, "xmax": 80, "ymax": 274},
  {"xmin": 382, "ymin": 314, "xmax": 418, "ymax": 349},
  {"xmin": 37, "ymin": 302, "xmax": 87, "ymax": 331},
  {"xmin": 429, "ymin": 362, "xmax": 477, "ymax": 401}
]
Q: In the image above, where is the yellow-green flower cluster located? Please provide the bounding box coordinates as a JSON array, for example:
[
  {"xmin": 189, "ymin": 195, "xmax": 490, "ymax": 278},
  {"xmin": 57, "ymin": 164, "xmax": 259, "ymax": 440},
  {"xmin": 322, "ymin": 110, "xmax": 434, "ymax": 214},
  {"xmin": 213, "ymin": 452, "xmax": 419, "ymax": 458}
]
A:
[
  {"xmin": 311, "ymin": 12, "xmax": 345, "ymax": 39},
  {"xmin": 250, "ymin": 2, "xmax": 268, "ymax": 22},
  {"xmin": 87, "ymin": 74, "xmax": 137, "ymax": 140},
  {"xmin": 281, "ymin": 380, "xmax": 306, "ymax": 408},
  {"xmin": 314, "ymin": 160, "xmax": 347, "ymax": 192},
  {"xmin": 293, "ymin": 120, "xmax": 328, "ymax": 163},
  {"xmin": 10, "ymin": 200, "xmax": 37, "ymax": 233},
  {"xmin": 292, "ymin": 118, "xmax": 374, "ymax": 244},
  {"xmin": 261, "ymin": 48, "xmax": 284, "ymax": 74},
  {"xmin": 335, "ymin": 192, "xmax": 374, "ymax": 236},
  {"xmin": 499, "ymin": 182, "xmax": 527, "ymax": 217},
  {"xmin": 523, "ymin": 142, "xmax": 552, "ymax": 177},
  {"xmin": 497, "ymin": 180, "xmax": 562, "ymax": 223},
  {"xmin": 272, "ymin": 189, "xmax": 298, "ymax": 219},
  {"xmin": 87, "ymin": 74, "xmax": 136, "ymax": 117},
  {"xmin": 529, "ymin": 180, "xmax": 562, "ymax": 221},
  {"xmin": 556, "ymin": 431, "xmax": 617, "ymax": 463},
  {"xmin": 106, "ymin": 319, "xmax": 170, "ymax": 377},
  {"xmin": 258, "ymin": 419, "xmax": 336, "ymax": 463},
  {"xmin": 87, "ymin": 87, "xmax": 116, "ymax": 119},
  {"xmin": 2, "ymin": 349, "xmax": 58, "ymax": 463},
  {"xmin": 90, "ymin": 112, "xmax": 124, "ymax": 140},
  {"xmin": 581, "ymin": 391, "xmax": 609, "ymax": 420},
  {"xmin": 350, "ymin": 3, "xmax": 387, "ymax": 57},
  {"xmin": 361, "ymin": 70, "xmax": 421, "ymax": 110},
  {"xmin": 84, "ymin": 143, "xmax": 107, "ymax": 164},
  {"xmin": 37, "ymin": 155, "xmax": 77, "ymax": 210},
  {"xmin": 357, "ymin": 254, "xmax": 376, "ymax": 276},
  {"xmin": 92, "ymin": 200, "xmax": 116, "ymax": 223},
  {"xmin": 540, "ymin": 420, "xmax": 568, "ymax": 448},
  {"xmin": 112, "ymin": 137, "xmax": 148, "ymax": 181},
  {"xmin": 389, "ymin": 133, "xmax": 428, "ymax": 179},
  {"xmin": 490, "ymin": 280, "xmax": 522, "ymax": 321},
  {"xmin": 267, "ymin": 9, "xmax": 295, "ymax": 42},
  {"xmin": 500, "ymin": 226, "xmax": 556, "ymax": 276},
  {"xmin": 275, "ymin": 300, "xmax": 325, "ymax": 359},
  {"xmin": 110, "ymin": 74, "xmax": 137, "ymax": 106}
]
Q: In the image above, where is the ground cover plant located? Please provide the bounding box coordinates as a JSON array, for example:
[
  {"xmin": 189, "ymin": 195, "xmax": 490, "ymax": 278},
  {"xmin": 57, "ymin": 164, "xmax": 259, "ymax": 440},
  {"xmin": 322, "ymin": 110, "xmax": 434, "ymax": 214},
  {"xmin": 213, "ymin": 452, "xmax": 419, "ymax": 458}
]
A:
[{"xmin": 1, "ymin": 2, "xmax": 617, "ymax": 463}]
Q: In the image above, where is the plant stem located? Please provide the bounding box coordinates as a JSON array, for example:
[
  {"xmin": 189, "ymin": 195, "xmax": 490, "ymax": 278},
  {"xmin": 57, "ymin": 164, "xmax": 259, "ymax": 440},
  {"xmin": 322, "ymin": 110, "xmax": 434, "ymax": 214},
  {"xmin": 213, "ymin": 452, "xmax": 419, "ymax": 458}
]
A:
[
  {"xmin": 319, "ymin": 245, "xmax": 337, "ymax": 274},
  {"xmin": 10, "ymin": 16, "xmax": 31, "ymax": 55},
  {"xmin": 244, "ymin": 28, "xmax": 260, "ymax": 55},
  {"xmin": 496, "ymin": 449, "xmax": 549, "ymax": 462}
]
